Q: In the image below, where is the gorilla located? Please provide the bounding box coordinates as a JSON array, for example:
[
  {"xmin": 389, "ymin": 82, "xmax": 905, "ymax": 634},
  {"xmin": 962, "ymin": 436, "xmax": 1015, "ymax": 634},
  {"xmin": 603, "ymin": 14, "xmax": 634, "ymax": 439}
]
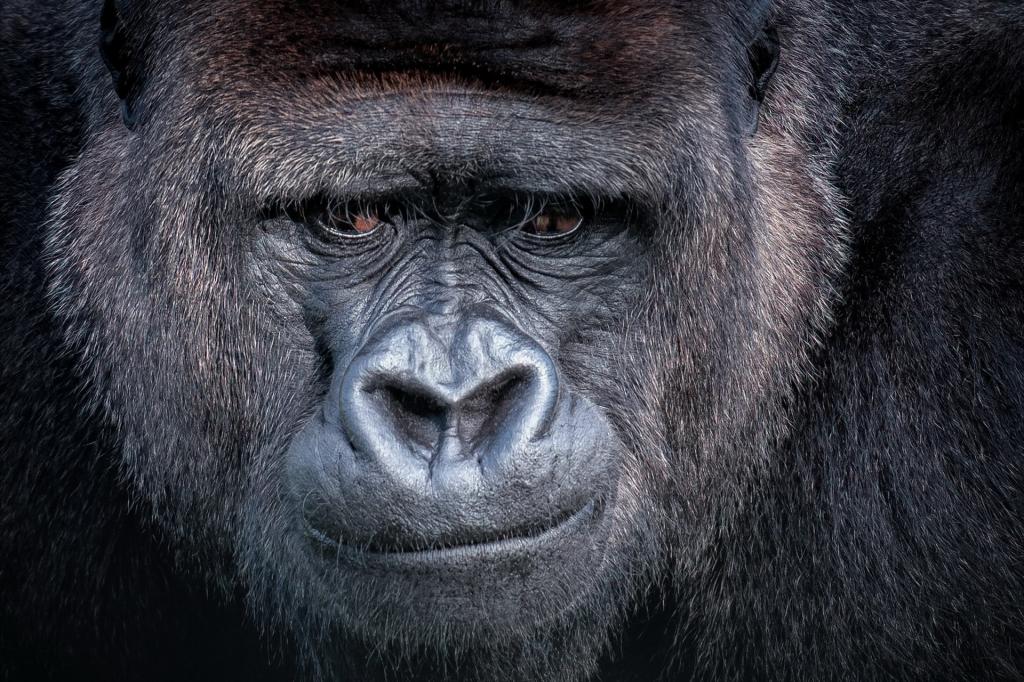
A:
[{"xmin": 1, "ymin": 0, "xmax": 1022, "ymax": 680}]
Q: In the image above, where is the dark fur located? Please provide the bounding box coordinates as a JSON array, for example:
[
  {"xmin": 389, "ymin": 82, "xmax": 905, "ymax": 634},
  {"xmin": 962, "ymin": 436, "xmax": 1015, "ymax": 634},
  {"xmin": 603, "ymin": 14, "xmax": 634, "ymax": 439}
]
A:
[{"xmin": 1, "ymin": 1, "xmax": 1022, "ymax": 680}]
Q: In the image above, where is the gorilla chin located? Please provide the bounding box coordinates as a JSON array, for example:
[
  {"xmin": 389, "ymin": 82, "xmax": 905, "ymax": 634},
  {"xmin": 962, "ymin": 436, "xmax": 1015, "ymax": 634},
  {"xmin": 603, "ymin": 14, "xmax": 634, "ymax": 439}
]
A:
[
  {"xmin": 284, "ymin": 307, "xmax": 624, "ymax": 635},
  {"xmin": 299, "ymin": 499, "xmax": 612, "ymax": 635}
]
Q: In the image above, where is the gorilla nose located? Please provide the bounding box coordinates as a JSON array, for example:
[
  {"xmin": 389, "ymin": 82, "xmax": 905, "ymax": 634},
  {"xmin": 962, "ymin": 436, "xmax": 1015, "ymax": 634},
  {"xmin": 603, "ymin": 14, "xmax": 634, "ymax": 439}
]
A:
[{"xmin": 338, "ymin": 314, "xmax": 560, "ymax": 489}]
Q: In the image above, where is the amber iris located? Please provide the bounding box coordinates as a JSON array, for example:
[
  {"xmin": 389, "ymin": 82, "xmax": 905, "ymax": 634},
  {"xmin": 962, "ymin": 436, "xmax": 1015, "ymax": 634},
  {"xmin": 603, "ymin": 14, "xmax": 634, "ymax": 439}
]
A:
[{"xmin": 523, "ymin": 211, "xmax": 583, "ymax": 237}]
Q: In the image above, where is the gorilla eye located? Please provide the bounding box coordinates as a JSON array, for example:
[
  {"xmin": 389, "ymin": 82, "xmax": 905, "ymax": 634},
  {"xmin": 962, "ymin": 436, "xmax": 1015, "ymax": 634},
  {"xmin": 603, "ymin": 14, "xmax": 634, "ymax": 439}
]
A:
[
  {"xmin": 302, "ymin": 198, "xmax": 395, "ymax": 241},
  {"xmin": 521, "ymin": 208, "xmax": 584, "ymax": 238}
]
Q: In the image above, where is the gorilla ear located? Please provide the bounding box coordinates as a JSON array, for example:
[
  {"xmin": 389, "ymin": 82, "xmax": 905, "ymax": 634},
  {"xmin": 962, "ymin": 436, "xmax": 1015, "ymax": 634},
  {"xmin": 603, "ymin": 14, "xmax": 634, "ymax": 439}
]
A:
[
  {"xmin": 99, "ymin": 0, "xmax": 141, "ymax": 129},
  {"xmin": 744, "ymin": 27, "xmax": 780, "ymax": 135}
]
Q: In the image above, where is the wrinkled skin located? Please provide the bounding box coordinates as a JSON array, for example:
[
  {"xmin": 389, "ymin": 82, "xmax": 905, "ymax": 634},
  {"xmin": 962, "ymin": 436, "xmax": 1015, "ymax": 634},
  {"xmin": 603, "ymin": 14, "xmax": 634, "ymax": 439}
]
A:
[{"xmin": 1, "ymin": 1, "xmax": 1022, "ymax": 681}]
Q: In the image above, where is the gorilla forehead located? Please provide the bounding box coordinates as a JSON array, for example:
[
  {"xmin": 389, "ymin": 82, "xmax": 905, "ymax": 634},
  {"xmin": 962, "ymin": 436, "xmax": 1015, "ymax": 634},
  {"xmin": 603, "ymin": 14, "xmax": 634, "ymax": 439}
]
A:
[
  {"xmin": 194, "ymin": 0, "xmax": 698, "ymax": 86},
  {"xmin": 224, "ymin": 91, "xmax": 681, "ymax": 205},
  {"xmin": 135, "ymin": 0, "xmax": 757, "ymax": 211}
]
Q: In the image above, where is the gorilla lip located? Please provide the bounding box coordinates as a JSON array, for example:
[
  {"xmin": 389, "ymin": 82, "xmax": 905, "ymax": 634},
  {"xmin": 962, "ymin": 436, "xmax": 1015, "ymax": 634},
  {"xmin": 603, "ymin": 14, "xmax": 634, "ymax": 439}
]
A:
[{"xmin": 307, "ymin": 499, "xmax": 600, "ymax": 564}]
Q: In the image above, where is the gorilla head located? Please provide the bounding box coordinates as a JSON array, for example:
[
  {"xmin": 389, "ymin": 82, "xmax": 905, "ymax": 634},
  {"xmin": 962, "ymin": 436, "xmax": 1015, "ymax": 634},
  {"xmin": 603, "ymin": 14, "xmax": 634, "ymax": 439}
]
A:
[{"xmin": 39, "ymin": 0, "xmax": 848, "ymax": 678}]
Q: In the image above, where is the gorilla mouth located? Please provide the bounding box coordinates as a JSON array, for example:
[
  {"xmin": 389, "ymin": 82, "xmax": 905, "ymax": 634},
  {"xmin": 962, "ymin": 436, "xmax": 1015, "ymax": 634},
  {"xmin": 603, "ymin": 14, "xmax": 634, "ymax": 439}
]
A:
[{"xmin": 308, "ymin": 499, "xmax": 600, "ymax": 562}]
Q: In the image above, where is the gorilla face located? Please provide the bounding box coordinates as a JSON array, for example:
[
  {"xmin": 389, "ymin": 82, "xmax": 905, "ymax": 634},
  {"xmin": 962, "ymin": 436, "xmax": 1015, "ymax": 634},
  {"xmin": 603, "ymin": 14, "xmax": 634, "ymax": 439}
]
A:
[
  {"xmin": 45, "ymin": 0, "xmax": 844, "ymax": 677},
  {"xmin": 236, "ymin": 85, "xmax": 663, "ymax": 658},
  {"xmin": 272, "ymin": 184, "xmax": 648, "ymax": 634}
]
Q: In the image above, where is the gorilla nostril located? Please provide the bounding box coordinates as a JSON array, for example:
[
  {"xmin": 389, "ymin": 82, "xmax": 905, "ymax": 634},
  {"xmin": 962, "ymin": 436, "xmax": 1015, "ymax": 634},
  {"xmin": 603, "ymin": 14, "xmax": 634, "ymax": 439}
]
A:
[
  {"xmin": 376, "ymin": 383, "xmax": 448, "ymax": 453},
  {"xmin": 455, "ymin": 372, "xmax": 528, "ymax": 449}
]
